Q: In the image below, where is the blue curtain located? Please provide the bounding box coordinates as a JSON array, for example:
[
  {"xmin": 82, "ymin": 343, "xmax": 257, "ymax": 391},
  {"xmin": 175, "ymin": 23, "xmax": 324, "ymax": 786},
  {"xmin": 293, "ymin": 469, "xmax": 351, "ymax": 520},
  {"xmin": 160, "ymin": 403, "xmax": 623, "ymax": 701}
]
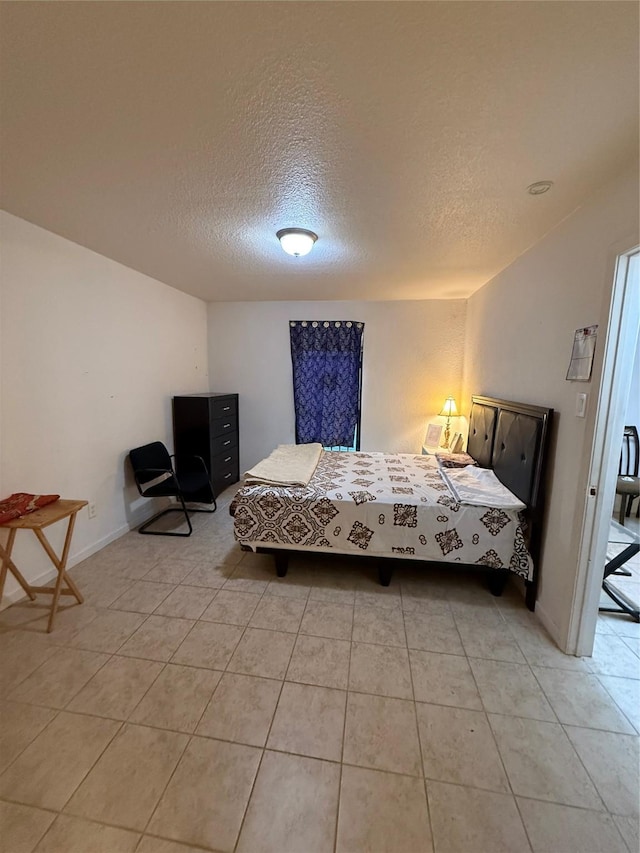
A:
[{"xmin": 290, "ymin": 320, "xmax": 364, "ymax": 447}]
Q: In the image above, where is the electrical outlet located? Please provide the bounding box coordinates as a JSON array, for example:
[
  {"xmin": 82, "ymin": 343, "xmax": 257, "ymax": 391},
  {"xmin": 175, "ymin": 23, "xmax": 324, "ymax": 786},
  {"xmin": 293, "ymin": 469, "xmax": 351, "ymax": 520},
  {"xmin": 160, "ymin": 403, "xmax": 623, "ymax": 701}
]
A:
[{"xmin": 88, "ymin": 503, "xmax": 97, "ymax": 519}]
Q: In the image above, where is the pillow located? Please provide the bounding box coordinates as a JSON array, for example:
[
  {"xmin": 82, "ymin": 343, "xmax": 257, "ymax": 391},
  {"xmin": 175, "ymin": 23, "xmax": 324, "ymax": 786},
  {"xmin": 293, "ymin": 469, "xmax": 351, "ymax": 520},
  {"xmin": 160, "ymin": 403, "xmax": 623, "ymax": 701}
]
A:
[{"xmin": 435, "ymin": 451, "xmax": 477, "ymax": 469}]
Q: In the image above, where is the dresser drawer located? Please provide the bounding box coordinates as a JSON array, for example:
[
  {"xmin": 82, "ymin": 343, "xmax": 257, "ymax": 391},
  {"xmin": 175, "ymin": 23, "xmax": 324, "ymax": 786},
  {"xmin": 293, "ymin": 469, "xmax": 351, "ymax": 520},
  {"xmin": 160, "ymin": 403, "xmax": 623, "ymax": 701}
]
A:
[
  {"xmin": 210, "ymin": 395, "xmax": 237, "ymax": 419},
  {"xmin": 211, "ymin": 430, "xmax": 238, "ymax": 456},
  {"xmin": 214, "ymin": 447, "xmax": 238, "ymax": 471},
  {"xmin": 211, "ymin": 414, "xmax": 237, "ymax": 439},
  {"xmin": 213, "ymin": 459, "xmax": 240, "ymax": 494}
]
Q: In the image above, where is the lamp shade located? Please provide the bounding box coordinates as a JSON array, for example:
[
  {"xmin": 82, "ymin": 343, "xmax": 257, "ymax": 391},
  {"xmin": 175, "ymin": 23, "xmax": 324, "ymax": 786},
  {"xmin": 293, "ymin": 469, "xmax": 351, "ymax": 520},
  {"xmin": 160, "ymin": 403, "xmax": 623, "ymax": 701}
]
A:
[
  {"xmin": 439, "ymin": 397, "xmax": 458, "ymax": 418},
  {"xmin": 276, "ymin": 228, "xmax": 318, "ymax": 257}
]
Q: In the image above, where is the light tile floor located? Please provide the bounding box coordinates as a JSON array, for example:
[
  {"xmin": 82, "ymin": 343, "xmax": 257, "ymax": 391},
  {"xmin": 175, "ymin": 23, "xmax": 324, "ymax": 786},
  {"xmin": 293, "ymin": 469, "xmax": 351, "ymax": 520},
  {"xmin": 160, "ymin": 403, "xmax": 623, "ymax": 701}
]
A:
[{"xmin": 0, "ymin": 487, "xmax": 639, "ymax": 853}]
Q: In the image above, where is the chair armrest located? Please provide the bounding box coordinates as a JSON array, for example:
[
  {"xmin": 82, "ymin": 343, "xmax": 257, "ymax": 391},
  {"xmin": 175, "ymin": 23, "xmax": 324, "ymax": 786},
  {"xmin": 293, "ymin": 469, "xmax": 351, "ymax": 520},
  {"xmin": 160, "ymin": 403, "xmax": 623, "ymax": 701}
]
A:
[
  {"xmin": 175, "ymin": 455, "xmax": 210, "ymax": 476},
  {"xmin": 134, "ymin": 467, "xmax": 173, "ymax": 488},
  {"xmin": 135, "ymin": 467, "xmax": 172, "ymax": 477},
  {"xmin": 192, "ymin": 455, "xmax": 209, "ymax": 474}
]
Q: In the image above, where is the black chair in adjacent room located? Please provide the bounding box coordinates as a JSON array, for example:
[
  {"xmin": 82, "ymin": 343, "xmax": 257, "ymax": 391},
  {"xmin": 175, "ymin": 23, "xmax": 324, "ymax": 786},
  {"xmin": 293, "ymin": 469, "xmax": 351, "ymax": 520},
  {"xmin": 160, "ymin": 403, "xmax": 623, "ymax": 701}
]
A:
[
  {"xmin": 615, "ymin": 425, "xmax": 640, "ymax": 525},
  {"xmin": 129, "ymin": 441, "xmax": 216, "ymax": 536},
  {"xmin": 600, "ymin": 539, "xmax": 640, "ymax": 623}
]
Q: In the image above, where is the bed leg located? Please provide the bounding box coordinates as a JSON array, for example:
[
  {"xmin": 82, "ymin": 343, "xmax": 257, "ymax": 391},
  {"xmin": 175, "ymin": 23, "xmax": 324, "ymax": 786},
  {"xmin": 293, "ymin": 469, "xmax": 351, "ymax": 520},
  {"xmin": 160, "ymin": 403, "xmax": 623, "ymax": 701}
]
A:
[
  {"xmin": 488, "ymin": 569, "xmax": 509, "ymax": 597},
  {"xmin": 274, "ymin": 551, "xmax": 289, "ymax": 578},
  {"xmin": 378, "ymin": 562, "xmax": 393, "ymax": 587},
  {"xmin": 525, "ymin": 578, "xmax": 537, "ymax": 612}
]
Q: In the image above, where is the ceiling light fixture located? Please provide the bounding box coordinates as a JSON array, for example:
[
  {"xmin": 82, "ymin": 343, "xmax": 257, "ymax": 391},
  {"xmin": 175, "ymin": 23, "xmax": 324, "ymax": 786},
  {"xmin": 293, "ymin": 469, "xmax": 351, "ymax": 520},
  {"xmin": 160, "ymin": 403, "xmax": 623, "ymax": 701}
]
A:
[
  {"xmin": 277, "ymin": 228, "xmax": 318, "ymax": 257},
  {"xmin": 527, "ymin": 181, "xmax": 553, "ymax": 195}
]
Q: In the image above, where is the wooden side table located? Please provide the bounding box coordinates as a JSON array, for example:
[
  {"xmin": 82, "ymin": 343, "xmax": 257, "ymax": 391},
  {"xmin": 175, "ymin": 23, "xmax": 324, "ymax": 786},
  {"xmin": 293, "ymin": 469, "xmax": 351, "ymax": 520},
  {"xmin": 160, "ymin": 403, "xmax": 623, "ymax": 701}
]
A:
[{"xmin": 0, "ymin": 499, "xmax": 88, "ymax": 632}]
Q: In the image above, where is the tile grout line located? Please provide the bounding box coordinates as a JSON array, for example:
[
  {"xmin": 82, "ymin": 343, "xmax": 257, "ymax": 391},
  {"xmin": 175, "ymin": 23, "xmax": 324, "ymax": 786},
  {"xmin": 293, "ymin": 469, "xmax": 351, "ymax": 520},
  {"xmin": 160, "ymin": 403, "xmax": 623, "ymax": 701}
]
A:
[
  {"xmin": 3, "ymin": 505, "xmax": 639, "ymax": 850},
  {"xmin": 331, "ymin": 577, "xmax": 357, "ymax": 853},
  {"xmin": 53, "ymin": 714, "xmax": 126, "ymax": 821},
  {"xmin": 0, "ymin": 705, "xmax": 64, "ymax": 780},
  {"xmin": 594, "ymin": 673, "xmax": 640, "ymax": 735},
  {"xmin": 109, "ymin": 657, "xmax": 170, "ymax": 726},
  {"xmin": 167, "ymin": 560, "xmax": 269, "ymax": 673},
  {"xmin": 2, "ymin": 767, "xmax": 634, "ymax": 827},
  {"xmin": 14, "ymin": 687, "xmax": 632, "ymax": 759},
  {"xmin": 402, "ymin": 597, "xmax": 436, "ymax": 853},
  {"xmin": 454, "ymin": 613, "xmax": 529, "ymax": 826},
  {"xmin": 522, "ymin": 670, "xmax": 617, "ymax": 815},
  {"xmin": 7, "ymin": 643, "xmax": 115, "ymax": 711},
  {"xmin": 557, "ymin": 721, "xmax": 627, "ymax": 817},
  {"xmin": 133, "ymin": 506, "xmax": 270, "ymax": 850},
  {"xmin": 6, "ymin": 622, "xmax": 637, "ymax": 733},
  {"xmin": 231, "ymin": 635, "xmax": 293, "ymax": 852},
  {"xmin": 137, "ymin": 726, "xmax": 193, "ymax": 842},
  {"xmin": 530, "ymin": 662, "xmax": 637, "ymax": 734},
  {"xmin": 206, "ymin": 552, "xmax": 293, "ymax": 853}
]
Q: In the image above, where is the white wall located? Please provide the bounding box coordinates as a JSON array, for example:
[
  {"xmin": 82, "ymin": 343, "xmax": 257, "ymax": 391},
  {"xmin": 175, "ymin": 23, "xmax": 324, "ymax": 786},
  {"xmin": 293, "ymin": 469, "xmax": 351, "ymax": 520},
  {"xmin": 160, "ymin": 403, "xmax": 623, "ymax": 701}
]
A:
[
  {"xmin": 462, "ymin": 164, "xmax": 639, "ymax": 649},
  {"xmin": 0, "ymin": 212, "xmax": 209, "ymax": 604},
  {"xmin": 208, "ymin": 300, "xmax": 466, "ymax": 472}
]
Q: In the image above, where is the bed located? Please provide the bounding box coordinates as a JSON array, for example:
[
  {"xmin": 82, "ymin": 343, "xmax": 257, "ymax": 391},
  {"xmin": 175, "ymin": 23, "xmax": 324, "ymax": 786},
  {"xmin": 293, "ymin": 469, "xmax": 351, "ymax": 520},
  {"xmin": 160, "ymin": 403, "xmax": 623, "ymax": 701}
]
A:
[{"xmin": 231, "ymin": 396, "xmax": 553, "ymax": 611}]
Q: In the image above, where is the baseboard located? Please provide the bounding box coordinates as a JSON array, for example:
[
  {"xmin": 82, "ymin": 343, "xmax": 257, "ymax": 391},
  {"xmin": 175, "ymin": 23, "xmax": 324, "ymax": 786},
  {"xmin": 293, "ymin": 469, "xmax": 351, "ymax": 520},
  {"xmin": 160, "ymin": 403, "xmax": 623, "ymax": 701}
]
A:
[
  {"xmin": 0, "ymin": 504, "xmax": 157, "ymax": 611},
  {"xmin": 69, "ymin": 504, "xmax": 153, "ymax": 566},
  {"xmin": 534, "ymin": 598, "xmax": 564, "ymax": 651}
]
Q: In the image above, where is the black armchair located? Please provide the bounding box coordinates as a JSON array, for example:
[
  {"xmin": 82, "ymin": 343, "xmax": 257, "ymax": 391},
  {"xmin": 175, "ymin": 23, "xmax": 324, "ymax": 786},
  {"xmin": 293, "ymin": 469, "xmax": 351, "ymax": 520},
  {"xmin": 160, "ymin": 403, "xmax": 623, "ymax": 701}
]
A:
[
  {"xmin": 616, "ymin": 426, "xmax": 639, "ymax": 525},
  {"xmin": 129, "ymin": 441, "xmax": 216, "ymax": 536}
]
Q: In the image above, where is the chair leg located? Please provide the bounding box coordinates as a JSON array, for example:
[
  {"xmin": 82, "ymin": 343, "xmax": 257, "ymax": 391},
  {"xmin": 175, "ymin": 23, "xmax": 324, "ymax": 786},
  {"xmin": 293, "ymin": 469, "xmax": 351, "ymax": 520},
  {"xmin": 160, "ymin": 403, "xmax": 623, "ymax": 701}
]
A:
[
  {"xmin": 138, "ymin": 482, "xmax": 216, "ymax": 536},
  {"xmin": 185, "ymin": 499, "xmax": 217, "ymax": 515},
  {"xmin": 138, "ymin": 497, "xmax": 194, "ymax": 537},
  {"xmin": 618, "ymin": 495, "xmax": 627, "ymax": 526},
  {"xmin": 601, "ymin": 580, "xmax": 640, "ymax": 622},
  {"xmin": 600, "ymin": 542, "xmax": 640, "ymax": 622},
  {"xmin": 183, "ymin": 481, "xmax": 217, "ymax": 515}
]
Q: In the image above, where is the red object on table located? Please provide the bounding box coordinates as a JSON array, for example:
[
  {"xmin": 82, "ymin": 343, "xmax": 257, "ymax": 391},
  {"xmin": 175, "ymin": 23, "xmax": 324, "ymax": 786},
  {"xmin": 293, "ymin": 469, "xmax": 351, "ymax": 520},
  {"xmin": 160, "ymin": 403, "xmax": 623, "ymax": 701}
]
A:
[{"xmin": 0, "ymin": 493, "xmax": 60, "ymax": 525}]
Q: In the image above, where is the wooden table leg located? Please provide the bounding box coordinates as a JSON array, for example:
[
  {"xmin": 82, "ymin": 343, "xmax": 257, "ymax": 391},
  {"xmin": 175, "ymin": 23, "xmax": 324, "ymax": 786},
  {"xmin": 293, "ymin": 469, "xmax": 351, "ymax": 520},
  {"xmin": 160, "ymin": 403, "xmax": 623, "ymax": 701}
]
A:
[
  {"xmin": 34, "ymin": 511, "xmax": 82, "ymax": 632},
  {"xmin": 0, "ymin": 529, "xmax": 37, "ymax": 602}
]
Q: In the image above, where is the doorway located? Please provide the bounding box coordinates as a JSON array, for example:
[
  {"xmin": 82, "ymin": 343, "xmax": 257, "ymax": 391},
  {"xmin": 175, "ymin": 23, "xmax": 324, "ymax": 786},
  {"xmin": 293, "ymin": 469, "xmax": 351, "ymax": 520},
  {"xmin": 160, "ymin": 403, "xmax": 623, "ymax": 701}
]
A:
[{"xmin": 569, "ymin": 248, "xmax": 639, "ymax": 657}]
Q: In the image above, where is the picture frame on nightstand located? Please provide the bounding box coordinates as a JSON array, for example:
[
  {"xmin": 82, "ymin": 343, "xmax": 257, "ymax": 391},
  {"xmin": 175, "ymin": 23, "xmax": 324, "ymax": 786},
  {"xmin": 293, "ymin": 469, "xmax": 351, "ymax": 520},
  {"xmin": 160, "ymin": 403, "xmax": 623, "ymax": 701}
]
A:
[
  {"xmin": 449, "ymin": 431, "xmax": 464, "ymax": 453},
  {"xmin": 424, "ymin": 423, "xmax": 443, "ymax": 448}
]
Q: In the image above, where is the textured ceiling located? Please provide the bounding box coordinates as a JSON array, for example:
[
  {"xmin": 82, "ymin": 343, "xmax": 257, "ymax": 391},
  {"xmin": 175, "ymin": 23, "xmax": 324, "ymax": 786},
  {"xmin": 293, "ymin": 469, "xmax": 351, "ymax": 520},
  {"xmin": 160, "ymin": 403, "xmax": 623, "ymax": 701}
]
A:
[{"xmin": 1, "ymin": 2, "xmax": 638, "ymax": 302}]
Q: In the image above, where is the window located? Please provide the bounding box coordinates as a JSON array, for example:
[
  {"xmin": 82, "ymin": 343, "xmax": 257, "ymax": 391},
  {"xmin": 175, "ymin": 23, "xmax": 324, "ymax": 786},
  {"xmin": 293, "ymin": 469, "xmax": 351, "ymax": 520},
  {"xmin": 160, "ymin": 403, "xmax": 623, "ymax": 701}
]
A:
[{"xmin": 289, "ymin": 320, "xmax": 364, "ymax": 451}]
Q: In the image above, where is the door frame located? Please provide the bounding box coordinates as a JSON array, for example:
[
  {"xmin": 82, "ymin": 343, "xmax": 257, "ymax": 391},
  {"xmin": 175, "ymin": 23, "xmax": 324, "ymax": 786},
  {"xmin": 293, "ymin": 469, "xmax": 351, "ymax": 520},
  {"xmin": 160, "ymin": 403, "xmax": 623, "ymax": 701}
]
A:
[{"xmin": 568, "ymin": 244, "xmax": 639, "ymax": 656}]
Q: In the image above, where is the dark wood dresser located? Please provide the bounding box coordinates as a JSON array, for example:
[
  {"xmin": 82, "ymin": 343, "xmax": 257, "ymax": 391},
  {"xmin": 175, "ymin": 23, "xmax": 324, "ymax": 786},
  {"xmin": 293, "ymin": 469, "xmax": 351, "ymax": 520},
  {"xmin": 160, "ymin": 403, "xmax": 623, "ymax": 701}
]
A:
[{"xmin": 172, "ymin": 393, "xmax": 239, "ymax": 497}]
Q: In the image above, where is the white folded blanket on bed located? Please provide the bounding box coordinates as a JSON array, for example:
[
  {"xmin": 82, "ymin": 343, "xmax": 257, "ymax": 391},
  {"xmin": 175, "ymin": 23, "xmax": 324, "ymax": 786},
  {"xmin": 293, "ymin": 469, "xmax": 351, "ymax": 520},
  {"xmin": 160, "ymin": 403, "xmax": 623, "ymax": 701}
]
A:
[
  {"xmin": 243, "ymin": 443, "xmax": 323, "ymax": 487},
  {"xmin": 442, "ymin": 465, "xmax": 526, "ymax": 510}
]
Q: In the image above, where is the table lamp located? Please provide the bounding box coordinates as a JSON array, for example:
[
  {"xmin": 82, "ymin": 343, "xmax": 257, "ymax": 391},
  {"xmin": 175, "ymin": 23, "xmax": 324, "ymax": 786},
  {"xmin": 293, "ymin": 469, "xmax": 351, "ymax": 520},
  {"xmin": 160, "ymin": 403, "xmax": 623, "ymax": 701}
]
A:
[{"xmin": 439, "ymin": 397, "xmax": 458, "ymax": 449}]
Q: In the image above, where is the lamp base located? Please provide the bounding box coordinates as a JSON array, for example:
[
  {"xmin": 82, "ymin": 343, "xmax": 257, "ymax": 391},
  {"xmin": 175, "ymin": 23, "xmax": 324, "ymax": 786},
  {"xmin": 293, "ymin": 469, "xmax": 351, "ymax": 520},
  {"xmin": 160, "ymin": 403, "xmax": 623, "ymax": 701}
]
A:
[{"xmin": 442, "ymin": 420, "xmax": 451, "ymax": 449}]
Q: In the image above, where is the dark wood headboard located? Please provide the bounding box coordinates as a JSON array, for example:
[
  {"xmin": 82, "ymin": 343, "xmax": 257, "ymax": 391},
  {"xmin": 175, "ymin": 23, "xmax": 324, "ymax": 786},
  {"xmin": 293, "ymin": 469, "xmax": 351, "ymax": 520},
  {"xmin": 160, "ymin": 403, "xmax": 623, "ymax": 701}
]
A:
[{"xmin": 467, "ymin": 395, "xmax": 553, "ymax": 609}]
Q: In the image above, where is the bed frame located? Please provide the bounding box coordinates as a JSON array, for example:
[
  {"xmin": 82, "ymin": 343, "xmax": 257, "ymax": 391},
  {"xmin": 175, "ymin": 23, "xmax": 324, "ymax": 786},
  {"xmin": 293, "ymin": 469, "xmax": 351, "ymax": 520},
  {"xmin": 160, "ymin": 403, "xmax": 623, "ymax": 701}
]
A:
[
  {"xmin": 466, "ymin": 395, "xmax": 553, "ymax": 610},
  {"xmin": 239, "ymin": 395, "xmax": 553, "ymax": 612}
]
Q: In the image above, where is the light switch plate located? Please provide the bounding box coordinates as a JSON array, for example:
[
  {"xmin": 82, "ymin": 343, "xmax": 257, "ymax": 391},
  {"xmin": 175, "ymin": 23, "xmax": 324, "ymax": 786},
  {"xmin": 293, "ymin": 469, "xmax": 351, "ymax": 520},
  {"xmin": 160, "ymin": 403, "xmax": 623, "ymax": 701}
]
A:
[{"xmin": 576, "ymin": 392, "xmax": 588, "ymax": 418}]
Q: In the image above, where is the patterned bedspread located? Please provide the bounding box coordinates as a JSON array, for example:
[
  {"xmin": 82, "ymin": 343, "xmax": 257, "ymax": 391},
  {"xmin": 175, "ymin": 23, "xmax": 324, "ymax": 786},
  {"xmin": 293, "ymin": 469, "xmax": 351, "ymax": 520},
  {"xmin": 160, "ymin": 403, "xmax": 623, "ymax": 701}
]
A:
[{"xmin": 232, "ymin": 451, "xmax": 532, "ymax": 579}]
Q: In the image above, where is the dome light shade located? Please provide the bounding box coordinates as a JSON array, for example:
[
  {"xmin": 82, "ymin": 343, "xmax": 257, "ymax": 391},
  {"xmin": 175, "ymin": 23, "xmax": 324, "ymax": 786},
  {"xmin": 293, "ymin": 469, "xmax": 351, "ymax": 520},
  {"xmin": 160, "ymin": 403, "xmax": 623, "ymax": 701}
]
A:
[
  {"xmin": 439, "ymin": 397, "xmax": 458, "ymax": 418},
  {"xmin": 277, "ymin": 228, "xmax": 318, "ymax": 257}
]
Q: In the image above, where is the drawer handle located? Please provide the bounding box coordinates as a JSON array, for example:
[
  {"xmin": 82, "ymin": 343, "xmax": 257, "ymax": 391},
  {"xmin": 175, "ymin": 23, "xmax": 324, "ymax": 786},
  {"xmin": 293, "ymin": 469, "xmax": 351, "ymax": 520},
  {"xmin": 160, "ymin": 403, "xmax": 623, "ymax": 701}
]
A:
[
  {"xmin": 223, "ymin": 423, "xmax": 231, "ymax": 429},
  {"xmin": 223, "ymin": 406, "xmax": 230, "ymax": 411},
  {"xmin": 224, "ymin": 456, "xmax": 232, "ymax": 463},
  {"xmin": 223, "ymin": 440, "xmax": 231, "ymax": 446},
  {"xmin": 224, "ymin": 473, "xmax": 232, "ymax": 479}
]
